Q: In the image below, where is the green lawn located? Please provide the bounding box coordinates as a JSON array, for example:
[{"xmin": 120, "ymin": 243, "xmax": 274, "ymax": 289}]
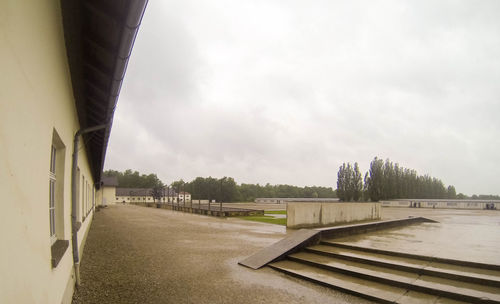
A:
[
  {"xmin": 264, "ymin": 210, "xmax": 287, "ymax": 215},
  {"xmin": 239, "ymin": 215, "xmax": 287, "ymax": 225}
]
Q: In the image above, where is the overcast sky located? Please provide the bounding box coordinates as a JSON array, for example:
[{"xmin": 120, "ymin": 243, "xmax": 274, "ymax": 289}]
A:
[{"xmin": 104, "ymin": 0, "xmax": 500, "ymax": 195}]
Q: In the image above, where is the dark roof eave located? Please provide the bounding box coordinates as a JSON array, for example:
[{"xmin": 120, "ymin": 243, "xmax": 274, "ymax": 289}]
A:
[{"xmin": 60, "ymin": 0, "xmax": 148, "ymax": 188}]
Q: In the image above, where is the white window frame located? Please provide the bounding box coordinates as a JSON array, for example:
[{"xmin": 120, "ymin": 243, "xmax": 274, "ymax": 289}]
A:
[
  {"xmin": 82, "ymin": 175, "xmax": 85, "ymax": 220},
  {"xmin": 49, "ymin": 145, "xmax": 57, "ymax": 244}
]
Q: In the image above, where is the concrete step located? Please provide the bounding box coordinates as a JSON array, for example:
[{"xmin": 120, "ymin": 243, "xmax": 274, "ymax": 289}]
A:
[
  {"xmin": 288, "ymin": 251, "xmax": 500, "ymax": 303},
  {"xmin": 269, "ymin": 260, "xmax": 466, "ymax": 304},
  {"xmin": 309, "ymin": 243, "xmax": 500, "ymax": 287},
  {"xmin": 322, "ymin": 241, "xmax": 500, "ymax": 272}
]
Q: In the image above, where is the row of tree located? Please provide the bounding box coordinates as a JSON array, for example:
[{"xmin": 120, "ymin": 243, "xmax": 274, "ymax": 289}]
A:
[
  {"xmin": 175, "ymin": 177, "xmax": 337, "ymax": 202},
  {"xmin": 103, "ymin": 169, "xmax": 163, "ymax": 188},
  {"xmin": 337, "ymin": 157, "xmax": 459, "ymax": 202},
  {"xmin": 105, "ymin": 166, "xmax": 497, "ymax": 203},
  {"xmin": 103, "ymin": 170, "xmax": 336, "ymax": 202},
  {"xmin": 337, "ymin": 163, "xmax": 363, "ymax": 201}
]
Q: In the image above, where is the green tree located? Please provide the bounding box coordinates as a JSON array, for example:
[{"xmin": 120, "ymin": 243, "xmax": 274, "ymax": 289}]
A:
[
  {"xmin": 446, "ymin": 185, "xmax": 457, "ymax": 199},
  {"xmin": 337, "ymin": 163, "xmax": 347, "ymax": 201},
  {"xmin": 352, "ymin": 162, "xmax": 363, "ymax": 201},
  {"xmin": 456, "ymin": 193, "xmax": 467, "ymax": 199},
  {"xmin": 337, "ymin": 162, "xmax": 362, "ymax": 202},
  {"xmin": 366, "ymin": 157, "xmax": 384, "ymax": 201},
  {"xmin": 218, "ymin": 177, "xmax": 239, "ymax": 202},
  {"xmin": 150, "ymin": 185, "xmax": 164, "ymax": 203},
  {"xmin": 103, "ymin": 169, "xmax": 164, "ymax": 188}
]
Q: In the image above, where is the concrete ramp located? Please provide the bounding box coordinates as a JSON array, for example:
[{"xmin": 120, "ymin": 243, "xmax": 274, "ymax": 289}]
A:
[
  {"xmin": 239, "ymin": 217, "xmax": 435, "ymax": 270},
  {"xmin": 238, "ymin": 229, "xmax": 320, "ymax": 269}
]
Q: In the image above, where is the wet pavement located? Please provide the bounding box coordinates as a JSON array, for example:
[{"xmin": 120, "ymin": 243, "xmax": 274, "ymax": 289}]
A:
[
  {"xmin": 74, "ymin": 204, "xmax": 500, "ymax": 303},
  {"xmin": 73, "ymin": 204, "xmax": 371, "ymax": 304},
  {"xmin": 230, "ymin": 203, "xmax": 500, "ymax": 265},
  {"xmin": 361, "ymin": 208, "xmax": 500, "ymax": 264}
]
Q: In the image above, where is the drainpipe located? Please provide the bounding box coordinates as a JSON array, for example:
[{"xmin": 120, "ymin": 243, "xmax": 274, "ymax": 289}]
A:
[{"xmin": 71, "ymin": 124, "xmax": 107, "ymax": 286}]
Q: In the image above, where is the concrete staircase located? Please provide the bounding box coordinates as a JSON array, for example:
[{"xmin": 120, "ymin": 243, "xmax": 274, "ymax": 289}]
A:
[{"xmin": 269, "ymin": 241, "xmax": 500, "ymax": 303}]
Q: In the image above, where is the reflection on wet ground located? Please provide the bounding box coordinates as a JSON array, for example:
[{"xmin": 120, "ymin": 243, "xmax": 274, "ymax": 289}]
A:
[
  {"xmin": 225, "ymin": 204, "xmax": 500, "ymax": 265},
  {"xmin": 336, "ymin": 208, "xmax": 500, "ymax": 264}
]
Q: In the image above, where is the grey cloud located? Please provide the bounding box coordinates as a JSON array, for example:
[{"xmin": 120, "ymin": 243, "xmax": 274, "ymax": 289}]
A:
[{"xmin": 106, "ymin": 0, "xmax": 500, "ymax": 195}]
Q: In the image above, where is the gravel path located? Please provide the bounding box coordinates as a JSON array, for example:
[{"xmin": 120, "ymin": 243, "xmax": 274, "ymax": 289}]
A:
[{"xmin": 72, "ymin": 204, "xmax": 371, "ymax": 304}]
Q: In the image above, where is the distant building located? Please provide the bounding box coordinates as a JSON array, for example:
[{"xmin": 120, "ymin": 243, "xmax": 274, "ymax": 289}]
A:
[
  {"xmin": 179, "ymin": 191, "xmax": 192, "ymax": 203},
  {"xmin": 98, "ymin": 176, "xmax": 119, "ymax": 206},
  {"xmin": 381, "ymin": 199, "xmax": 500, "ymax": 210},
  {"xmin": 255, "ymin": 198, "xmax": 340, "ymax": 204},
  {"xmin": 115, "ymin": 187, "xmax": 191, "ymax": 204},
  {"xmin": 97, "ymin": 176, "xmax": 192, "ymax": 204}
]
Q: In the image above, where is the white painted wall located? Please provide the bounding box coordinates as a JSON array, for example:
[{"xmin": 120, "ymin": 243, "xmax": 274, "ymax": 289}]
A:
[
  {"xmin": 100, "ymin": 186, "xmax": 116, "ymax": 206},
  {"xmin": 0, "ymin": 2, "xmax": 95, "ymax": 303}
]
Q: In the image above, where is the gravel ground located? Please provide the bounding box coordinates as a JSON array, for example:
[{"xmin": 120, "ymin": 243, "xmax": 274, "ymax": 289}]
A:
[{"xmin": 72, "ymin": 204, "xmax": 372, "ymax": 304}]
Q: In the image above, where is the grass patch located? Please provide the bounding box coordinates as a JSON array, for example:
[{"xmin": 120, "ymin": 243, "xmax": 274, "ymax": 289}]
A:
[
  {"xmin": 239, "ymin": 215, "xmax": 287, "ymax": 226},
  {"xmin": 264, "ymin": 210, "xmax": 287, "ymax": 215}
]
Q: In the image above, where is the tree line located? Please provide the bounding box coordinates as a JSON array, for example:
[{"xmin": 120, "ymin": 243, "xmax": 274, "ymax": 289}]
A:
[
  {"xmin": 103, "ymin": 170, "xmax": 336, "ymax": 202},
  {"xmin": 173, "ymin": 177, "xmax": 337, "ymax": 202},
  {"xmin": 103, "ymin": 169, "xmax": 163, "ymax": 188},
  {"xmin": 338, "ymin": 157, "xmax": 459, "ymax": 202},
  {"xmin": 105, "ymin": 166, "xmax": 497, "ymax": 203}
]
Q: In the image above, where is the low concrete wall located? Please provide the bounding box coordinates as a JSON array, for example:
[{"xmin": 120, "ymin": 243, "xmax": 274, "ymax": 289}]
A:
[{"xmin": 287, "ymin": 202, "xmax": 381, "ymax": 229}]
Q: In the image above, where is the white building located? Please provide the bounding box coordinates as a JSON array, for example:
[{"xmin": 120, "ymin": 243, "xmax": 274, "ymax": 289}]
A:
[
  {"xmin": 179, "ymin": 191, "xmax": 192, "ymax": 203},
  {"xmin": 380, "ymin": 199, "xmax": 500, "ymax": 210},
  {"xmin": 98, "ymin": 176, "xmax": 119, "ymax": 206},
  {"xmin": 114, "ymin": 187, "xmax": 191, "ymax": 204},
  {"xmin": 0, "ymin": 1, "xmax": 147, "ymax": 303},
  {"xmin": 255, "ymin": 198, "xmax": 340, "ymax": 204}
]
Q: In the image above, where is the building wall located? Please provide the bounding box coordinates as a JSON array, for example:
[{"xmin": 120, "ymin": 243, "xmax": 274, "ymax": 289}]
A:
[
  {"xmin": 128, "ymin": 196, "xmax": 170, "ymax": 203},
  {"xmin": 120, "ymin": 195, "xmax": 191, "ymax": 204},
  {"xmin": 0, "ymin": 2, "xmax": 95, "ymax": 303},
  {"xmin": 255, "ymin": 198, "xmax": 339, "ymax": 204},
  {"xmin": 179, "ymin": 194, "xmax": 191, "ymax": 202},
  {"xmin": 97, "ymin": 186, "xmax": 116, "ymax": 205},
  {"xmin": 116, "ymin": 196, "xmax": 131, "ymax": 203}
]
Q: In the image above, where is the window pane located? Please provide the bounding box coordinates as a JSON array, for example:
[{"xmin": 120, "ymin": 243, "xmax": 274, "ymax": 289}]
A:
[
  {"xmin": 49, "ymin": 180, "xmax": 55, "ymax": 208},
  {"xmin": 50, "ymin": 145, "xmax": 56, "ymax": 174}
]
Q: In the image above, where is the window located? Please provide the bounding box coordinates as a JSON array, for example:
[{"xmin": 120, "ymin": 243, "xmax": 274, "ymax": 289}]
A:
[
  {"xmin": 81, "ymin": 175, "xmax": 85, "ymax": 220},
  {"xmin": 49, "ymin": 145, "xmax": 57, "ymax": 244},
  {"xmin": 76, "ymin": 167, "xmax": 80, "ymax": 221},
  {"xmin": 86, "ymin": 182, "xmax": 90, "ymax": 216},
  {"xmin": 49, "ymin": 130, "xmax": 69, "ymax": 268}
]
